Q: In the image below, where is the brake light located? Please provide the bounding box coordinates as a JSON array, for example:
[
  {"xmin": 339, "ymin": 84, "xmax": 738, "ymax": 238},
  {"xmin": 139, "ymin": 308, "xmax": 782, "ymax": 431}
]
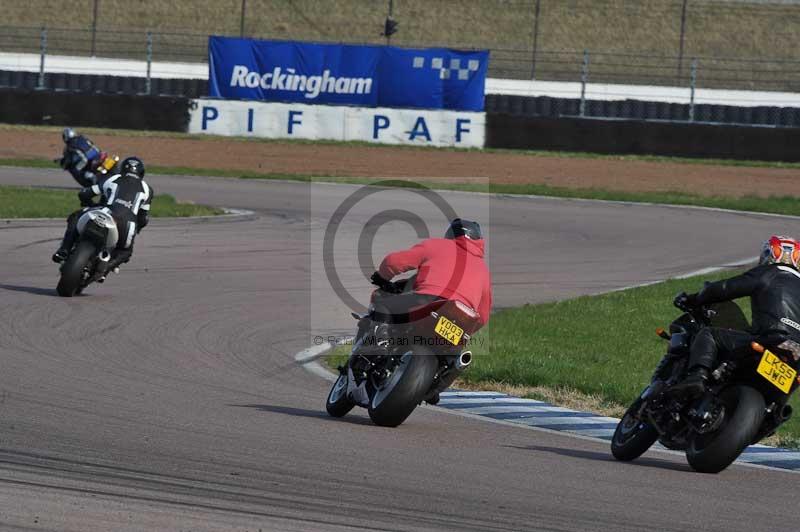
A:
[{"xmin": 455, "ymin": 300, "xmax": 477, "ymax": 318}]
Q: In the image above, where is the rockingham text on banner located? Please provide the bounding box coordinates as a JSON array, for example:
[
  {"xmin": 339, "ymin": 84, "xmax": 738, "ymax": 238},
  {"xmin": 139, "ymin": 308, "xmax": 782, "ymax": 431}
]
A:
[{"xmin": 208, "ymin": 36, "xmax": 488, "ymax": 111}]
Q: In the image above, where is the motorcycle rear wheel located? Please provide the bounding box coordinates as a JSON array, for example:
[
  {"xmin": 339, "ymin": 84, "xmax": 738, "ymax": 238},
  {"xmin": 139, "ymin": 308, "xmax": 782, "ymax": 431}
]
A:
[
  {"xmin": 368, "ymin": 348, "xmax": 438, "ymax": 427},
  {"xmin": 611, "ymin": 400, "xmax": 659, "ymax": 461},
  {"xmin": 57, "ymin": 240, "xmax": 96, "ymax": 297},
  {"xmin": 686, "ymin": 385, "xmax": 765, "ymax": 474}
]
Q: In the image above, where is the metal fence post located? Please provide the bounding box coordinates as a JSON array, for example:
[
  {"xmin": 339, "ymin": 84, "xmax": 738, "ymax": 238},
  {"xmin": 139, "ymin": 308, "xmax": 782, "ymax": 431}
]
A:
[
  {"xmin": 38, "ymin": 26, "xmax": 47, "ymax": 89},
  {"xmin": 579, "ymin": 50, "xmax": 590, "ymax": 117},
  {"xmin": 689, "ymin": 58, "xmax": 697, "ymax": 122},
  {"xmin": 531, "ymin": 0, "xmax": 541, "ymax": 79},
  {"xmin": 90, "ymin": 0, "xmax": 99, "ymax": 56},
  {"xmin": 677, "ymin": 0, "xmax": 688, "ymax": 81},
  {"xmin": 146, "ymin": 31, "xmax": 153, "ymax": 95},
  {"xmin": 240, "ymin": 0, "xmax": 247, "ymax": 37},
  {"xmin": 386, "ymin": 0, "xmax": 395, "ymax": 45}
]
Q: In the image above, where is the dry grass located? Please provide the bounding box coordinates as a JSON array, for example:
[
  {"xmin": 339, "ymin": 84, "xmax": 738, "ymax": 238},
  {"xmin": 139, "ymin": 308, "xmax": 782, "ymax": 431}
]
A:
[
  {"xmin": 5, "ymin": 1, "xmax": 800, "ymax": 87},
  {"xmin": 452, "ymin": 378, "xmax": 628, "ymax": 418}
]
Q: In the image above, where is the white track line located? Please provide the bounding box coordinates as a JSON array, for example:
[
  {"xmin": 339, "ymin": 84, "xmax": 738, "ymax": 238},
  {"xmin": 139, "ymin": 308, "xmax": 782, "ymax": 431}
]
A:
[{"xmin": 295, "ymin": 343, "xmax": 337, "ymax": 382}]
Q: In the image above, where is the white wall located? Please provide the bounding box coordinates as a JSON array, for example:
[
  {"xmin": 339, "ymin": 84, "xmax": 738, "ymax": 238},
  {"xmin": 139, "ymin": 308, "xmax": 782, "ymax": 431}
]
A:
[
  {"xmin": 484, "ymin": 78, "xmax": 800, "ymax": 108},
  {"xmin": 0, "ymin": 52, "xmax": 206, "ymax": 80},
  {"xmin": 3, "ymin": 51, "xmax": 798, "ymax": 108},
  {"xmin": 188, "ymin": 99, "xmax": 485, "ymax": 148}
]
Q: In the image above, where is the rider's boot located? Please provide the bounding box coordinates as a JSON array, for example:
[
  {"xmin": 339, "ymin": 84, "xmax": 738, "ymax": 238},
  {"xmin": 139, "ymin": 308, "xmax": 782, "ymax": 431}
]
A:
[
  {"xmin": 669, "ymin": 366, "xmax": 710, "ymax": 399},
  {"xmin": 52, "ymin": 248, "xmax": 68, "ymax": 263},
  {"xmin": 53, "ymin": 211, "xmax": 80, "ymax": 263},
  {"xmin": 374, "ymin": 323, "xmax": 391, "ymax": 350}
]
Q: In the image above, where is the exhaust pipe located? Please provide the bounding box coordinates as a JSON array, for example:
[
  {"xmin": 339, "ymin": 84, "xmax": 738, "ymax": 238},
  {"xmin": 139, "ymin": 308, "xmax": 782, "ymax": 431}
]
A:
[
  {"xmin": 779, "ymin": 404, "xmax": 793, "ymax": 423},
  {"xmin": 455, "ymin": 351, "xmax": 472, "ymax": 371}
]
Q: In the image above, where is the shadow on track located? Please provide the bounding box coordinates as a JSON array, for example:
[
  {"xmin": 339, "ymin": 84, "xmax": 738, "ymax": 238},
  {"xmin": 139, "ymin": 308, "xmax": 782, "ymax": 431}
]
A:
[
  {"xmin": 0, "ymin": 283, "xmax": 57, "ymax": 297},
  {"xmin": 505, "ymin": 444, "xmax": 693, "ymax": 473},
  {"xmin": 231, "ymin": 404, "xmax": 374, "ymax": 426}
]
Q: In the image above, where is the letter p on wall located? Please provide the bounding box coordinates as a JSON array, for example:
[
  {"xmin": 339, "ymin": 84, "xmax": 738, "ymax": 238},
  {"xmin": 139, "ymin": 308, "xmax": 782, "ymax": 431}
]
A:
[{"xmin": 201, "ymin": 106, "xmax": 219, "ymax": 130}]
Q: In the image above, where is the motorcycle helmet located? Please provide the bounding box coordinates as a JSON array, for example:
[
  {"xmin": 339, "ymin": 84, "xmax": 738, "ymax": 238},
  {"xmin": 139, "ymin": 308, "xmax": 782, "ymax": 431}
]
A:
[
  {"xmin": 62, "ymin": 127, "xmax": 77, "ymax": 143},
  {"xmin": 759, "ymin": 235, "xmax": 800, "ymax": 269},
  {"xmin": 445, "ymin": 218, "xmax": 483, "ymax": 240},
  {"xmin": 120, "ymin": 157, "xmax": 145, "ymax": 179}
]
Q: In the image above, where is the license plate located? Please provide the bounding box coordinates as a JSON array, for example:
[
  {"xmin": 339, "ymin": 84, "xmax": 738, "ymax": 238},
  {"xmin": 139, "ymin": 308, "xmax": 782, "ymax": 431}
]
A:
[
  {"xmin": 434, "ymin": 316, "xmax": 463, "ymax": 345},
  {"xmin": 102, "ymin": 158, "xmax": 116, "ymax": 170},
  {"xmin": 757, "ymin": 350, "xmax": 797, "ymax": 394}
]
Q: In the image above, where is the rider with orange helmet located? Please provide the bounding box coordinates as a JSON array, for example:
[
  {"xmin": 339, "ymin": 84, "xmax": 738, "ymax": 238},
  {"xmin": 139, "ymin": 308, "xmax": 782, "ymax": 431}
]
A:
[{"xmin": 670, "ymin": 235, "xmax": 800, "ymax": 397}]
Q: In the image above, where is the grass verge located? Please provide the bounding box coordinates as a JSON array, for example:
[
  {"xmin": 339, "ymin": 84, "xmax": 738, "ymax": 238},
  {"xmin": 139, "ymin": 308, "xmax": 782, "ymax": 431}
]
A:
[
  {"xmin": 0, "ymin": 185, "xmax": 223, "ymax": 218},
  {"xmin": 4, "ymin": 156, "xmax": 800, "ymax": 217},
  {"xmin": 325, "ymin": 268, "xmax": 800, "ymax": 449}
]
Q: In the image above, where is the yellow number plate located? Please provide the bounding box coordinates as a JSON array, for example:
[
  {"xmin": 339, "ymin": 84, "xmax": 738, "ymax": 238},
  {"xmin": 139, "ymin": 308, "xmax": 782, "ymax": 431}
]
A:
[
  {"xmin": 757, "ymin": 350, "xmax": 797, "ymax": 394},
  {"xmin": 434, "ymin": 316, "xmax": 464, "ymax": 345}
]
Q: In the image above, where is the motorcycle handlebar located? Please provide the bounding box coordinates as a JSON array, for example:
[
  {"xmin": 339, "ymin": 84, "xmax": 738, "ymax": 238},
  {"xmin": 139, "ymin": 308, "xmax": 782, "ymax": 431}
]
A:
[{"xmin": 673, "ymin": 292, "xmax": 715, "ymax": 323}]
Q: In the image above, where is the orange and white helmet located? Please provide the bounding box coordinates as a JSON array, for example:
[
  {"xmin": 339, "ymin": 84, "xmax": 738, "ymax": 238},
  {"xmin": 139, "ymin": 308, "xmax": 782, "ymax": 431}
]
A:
[{"xmin": 759, "ymin": 235, "xmax": 800, "ymax": 269}]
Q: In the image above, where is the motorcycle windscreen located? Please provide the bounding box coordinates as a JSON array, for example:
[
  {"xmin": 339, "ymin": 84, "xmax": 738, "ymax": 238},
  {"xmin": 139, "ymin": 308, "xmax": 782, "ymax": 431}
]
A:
[{"xmin": 708, "ymin": 300, "xmax": 751, "ymax": 331}]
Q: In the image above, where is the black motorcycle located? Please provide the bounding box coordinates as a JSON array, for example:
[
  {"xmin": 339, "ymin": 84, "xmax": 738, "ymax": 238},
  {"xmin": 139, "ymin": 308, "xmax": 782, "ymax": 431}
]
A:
[
  {"xmin": 56, "ymin": 208, "xmax": 119, "ymax": 297},
  {"xmin": 326, "ymin": 275, "xmax": 480, "ymax": 427},
  {"xmin": 611, "ymin": 295, "xmax": 799, "ymax": 473}
]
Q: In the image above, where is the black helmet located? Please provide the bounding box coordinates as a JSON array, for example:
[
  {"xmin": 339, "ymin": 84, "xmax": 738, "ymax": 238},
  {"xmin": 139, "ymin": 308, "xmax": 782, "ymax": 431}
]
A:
[
  {"xmin": 120, "ymin": 157, "xmax": 145, "ymax": 179},
  {"xmin": 445, "ymin": 218, "xmax": 482, "ymax": 240}
]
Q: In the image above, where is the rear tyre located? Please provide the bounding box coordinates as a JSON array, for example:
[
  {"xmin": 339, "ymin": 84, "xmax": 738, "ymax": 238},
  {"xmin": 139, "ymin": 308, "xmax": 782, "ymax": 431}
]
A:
[
  {"xmin": 686, "ymin": 385, "xmax": 766, "ymax": 474},
  {"xmin": 611, "ymin": 400, "xmax": 659, "ymax": 461},
  {"xmin": 368, "ymin": 348, "xmax": 438, "ymax": 427},
  {"xmin": 57, "ymin": 241, "xmax": 96, "ymax": 297},
  {"xmin": 326, "ymin": 372, "xmax": 355, "ymax": 418}
]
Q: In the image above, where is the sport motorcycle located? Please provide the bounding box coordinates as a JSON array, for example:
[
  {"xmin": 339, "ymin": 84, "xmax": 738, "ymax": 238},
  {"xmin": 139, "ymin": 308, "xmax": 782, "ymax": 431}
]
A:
[
  {"xmin": 611, "ymin": 295, "xmax": 799, "ymax": 473},
  {"xmin": 326, "ymin": 275, "xmax": 481, "ymax": 427}
]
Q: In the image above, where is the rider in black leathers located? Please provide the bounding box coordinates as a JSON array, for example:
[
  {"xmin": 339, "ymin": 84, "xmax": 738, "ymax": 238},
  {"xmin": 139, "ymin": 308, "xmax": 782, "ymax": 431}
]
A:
[
  {"xmin": 52, "ymin": 157, "xmax": 152, "ymax": 279},
  {"xmin": 670, "ymin": 235, "xmax": 800, "ymax": 397}
]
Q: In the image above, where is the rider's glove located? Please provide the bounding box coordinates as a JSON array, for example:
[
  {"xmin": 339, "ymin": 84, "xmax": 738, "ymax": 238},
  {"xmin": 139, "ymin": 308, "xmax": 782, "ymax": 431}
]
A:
[
  {"xmin": 674, "ymin": 291, "xmax": 699, "ymax": 310},
  {"xmin": 370, "ymin": 271, "xmax": 389, "ymax": 288}
]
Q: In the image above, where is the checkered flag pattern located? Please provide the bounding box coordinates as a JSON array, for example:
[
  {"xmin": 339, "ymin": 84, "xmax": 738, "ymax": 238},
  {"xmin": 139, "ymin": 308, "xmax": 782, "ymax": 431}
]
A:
[{"xmin": 412, "ymin": 56, "xmax": 481, "ymax": 80}]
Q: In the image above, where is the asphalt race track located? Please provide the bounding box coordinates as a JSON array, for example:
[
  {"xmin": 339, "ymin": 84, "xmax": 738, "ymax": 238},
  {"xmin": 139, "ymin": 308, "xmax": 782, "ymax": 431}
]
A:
[{"xmin": 1, "ymin": 167, "xmax": 799, "ymax": 532}]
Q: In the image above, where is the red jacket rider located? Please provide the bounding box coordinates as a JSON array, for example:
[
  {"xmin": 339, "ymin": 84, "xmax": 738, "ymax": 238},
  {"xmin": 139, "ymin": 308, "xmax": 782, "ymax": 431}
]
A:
[{"xmin": 378, "ymin": 219, "xmax": 492, "ymax": 326}]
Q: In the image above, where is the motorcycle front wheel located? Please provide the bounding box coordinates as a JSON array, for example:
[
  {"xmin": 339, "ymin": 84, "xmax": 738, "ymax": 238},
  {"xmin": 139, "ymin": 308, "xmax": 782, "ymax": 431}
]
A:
[
  {"xmin": 326, "ymin": 371, "xmax": 355, "ymax": 418},
  {"xmin": 611, "ymin": 399, "xmax": 659, "ymax": 461},
  {"xmin": 367, "ymin": 347, "xmax": 438, "ymax": 427},
  {"xmin": 686, "ymin": 385, "xmax": 766, "ymax": 474}
]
